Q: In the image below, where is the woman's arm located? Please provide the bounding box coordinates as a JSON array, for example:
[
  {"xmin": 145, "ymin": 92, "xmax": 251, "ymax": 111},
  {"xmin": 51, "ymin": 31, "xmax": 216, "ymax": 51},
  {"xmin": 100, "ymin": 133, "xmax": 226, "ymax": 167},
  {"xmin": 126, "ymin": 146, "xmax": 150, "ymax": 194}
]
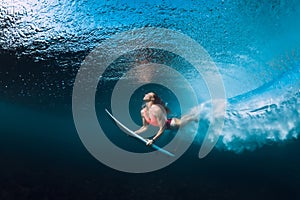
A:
[
  {"xmin": 146, "ymin": 126, "xmax": 165, "ymax": 146},
  {"xmin": 134, "ymin": 113, "xmax": 149, "ymax": 134},
  {"xmin": 146, "ymin": 105, "xmax": 166, "ymax": 146}
]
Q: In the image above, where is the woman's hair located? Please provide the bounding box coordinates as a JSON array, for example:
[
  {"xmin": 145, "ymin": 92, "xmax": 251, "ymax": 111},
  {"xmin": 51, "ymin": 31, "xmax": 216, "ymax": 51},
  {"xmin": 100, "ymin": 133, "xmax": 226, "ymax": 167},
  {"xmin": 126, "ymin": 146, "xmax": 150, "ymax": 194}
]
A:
[{"xmin": 151, "ymin": 93, "xmax": 170, "ymax": 114}]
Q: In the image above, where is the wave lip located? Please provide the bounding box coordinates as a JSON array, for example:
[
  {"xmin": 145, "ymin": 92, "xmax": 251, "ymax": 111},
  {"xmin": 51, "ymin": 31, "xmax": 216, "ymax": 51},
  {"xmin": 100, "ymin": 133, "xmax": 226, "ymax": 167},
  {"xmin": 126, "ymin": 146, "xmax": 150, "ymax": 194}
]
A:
[
  {"xmin": 189, "ymin": 67, "xmax": 300, "ymax": 153},
  {"xmin": 222, "ymin": 67, "xmax": 300, "ymax": 152},
  {"xmin": 221, "ymin": 94, "xmax": 299, "ymax": 153}
]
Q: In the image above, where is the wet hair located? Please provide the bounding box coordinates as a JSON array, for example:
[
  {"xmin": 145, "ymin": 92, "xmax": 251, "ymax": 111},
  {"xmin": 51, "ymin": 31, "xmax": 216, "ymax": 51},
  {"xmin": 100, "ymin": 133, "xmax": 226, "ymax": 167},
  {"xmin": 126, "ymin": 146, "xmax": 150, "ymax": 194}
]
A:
[{"xmin": 151, "ymin": 92, "xmax": 170, "ymax": 114}]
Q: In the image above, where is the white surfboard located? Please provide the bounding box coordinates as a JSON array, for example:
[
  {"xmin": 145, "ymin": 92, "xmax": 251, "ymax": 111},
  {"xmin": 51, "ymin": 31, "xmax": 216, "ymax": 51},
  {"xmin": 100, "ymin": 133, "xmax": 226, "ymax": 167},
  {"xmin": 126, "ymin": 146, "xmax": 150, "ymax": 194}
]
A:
[{"xmin": 105, "ymin": 109, "xmax": 175, "ymax": 157}]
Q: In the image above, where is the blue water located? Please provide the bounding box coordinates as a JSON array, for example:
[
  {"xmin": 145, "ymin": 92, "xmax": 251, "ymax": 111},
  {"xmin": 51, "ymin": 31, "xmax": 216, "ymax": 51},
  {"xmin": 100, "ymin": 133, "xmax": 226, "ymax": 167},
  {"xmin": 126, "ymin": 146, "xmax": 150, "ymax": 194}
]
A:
[{"xmin": 1, "ymin": 0, "xmax": 300, "ymax": 199}]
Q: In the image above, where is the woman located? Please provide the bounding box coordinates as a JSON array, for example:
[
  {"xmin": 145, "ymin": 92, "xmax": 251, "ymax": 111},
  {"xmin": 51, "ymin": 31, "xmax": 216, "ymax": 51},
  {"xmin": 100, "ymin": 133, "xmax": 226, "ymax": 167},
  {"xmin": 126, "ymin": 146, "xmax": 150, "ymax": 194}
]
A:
[{"xmin": 135, "ymin": 92, "xmax": 197, "ymax": 146}]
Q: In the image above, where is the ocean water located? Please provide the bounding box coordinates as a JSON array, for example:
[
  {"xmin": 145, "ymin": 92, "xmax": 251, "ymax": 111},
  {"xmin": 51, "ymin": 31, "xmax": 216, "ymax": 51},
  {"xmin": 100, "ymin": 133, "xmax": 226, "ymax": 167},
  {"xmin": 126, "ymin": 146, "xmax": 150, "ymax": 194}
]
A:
[{"xmin": 1, "ymin": 0, "xmax": 300, "ymax": 199}]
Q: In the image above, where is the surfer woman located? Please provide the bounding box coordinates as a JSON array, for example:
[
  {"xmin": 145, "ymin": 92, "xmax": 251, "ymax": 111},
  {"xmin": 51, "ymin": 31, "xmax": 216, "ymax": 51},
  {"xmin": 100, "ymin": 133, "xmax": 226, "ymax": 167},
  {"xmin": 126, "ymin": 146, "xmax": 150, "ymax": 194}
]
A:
[{"xmin": 135, "ymin": 92, "xmax": 197, "ymax": 146}]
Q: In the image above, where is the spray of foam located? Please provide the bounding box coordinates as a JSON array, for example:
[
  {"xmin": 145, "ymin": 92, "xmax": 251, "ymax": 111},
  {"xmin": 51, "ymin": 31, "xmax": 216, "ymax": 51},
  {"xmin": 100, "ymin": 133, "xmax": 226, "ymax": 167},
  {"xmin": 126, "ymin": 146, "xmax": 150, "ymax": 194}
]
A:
[
  {"xmin": 183, "ymin": 93, "xmax": 299, "ymax": 153},
  {"xmin": 182, "ymin": 69, "xmax": 300, "ymax": 153},
  {"xmin": 221, "ymin": 93, "xmax": 299, "ymax": 152}
]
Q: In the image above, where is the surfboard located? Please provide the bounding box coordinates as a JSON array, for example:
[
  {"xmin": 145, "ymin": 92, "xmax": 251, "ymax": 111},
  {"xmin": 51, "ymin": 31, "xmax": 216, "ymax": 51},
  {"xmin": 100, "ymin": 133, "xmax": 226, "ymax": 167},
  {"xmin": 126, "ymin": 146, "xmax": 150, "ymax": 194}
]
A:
[{"xmin": 105, "ymin": 109, "xmax": 175, "ymax": 157}]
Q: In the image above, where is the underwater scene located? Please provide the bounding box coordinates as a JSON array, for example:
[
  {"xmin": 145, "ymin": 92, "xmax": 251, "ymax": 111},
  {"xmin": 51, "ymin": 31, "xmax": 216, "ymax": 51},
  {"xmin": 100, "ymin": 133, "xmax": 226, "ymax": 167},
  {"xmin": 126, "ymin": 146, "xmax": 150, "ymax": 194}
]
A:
[{"xmin": 1, "ymin": 0, "xmax": 300, "ymax": 199}]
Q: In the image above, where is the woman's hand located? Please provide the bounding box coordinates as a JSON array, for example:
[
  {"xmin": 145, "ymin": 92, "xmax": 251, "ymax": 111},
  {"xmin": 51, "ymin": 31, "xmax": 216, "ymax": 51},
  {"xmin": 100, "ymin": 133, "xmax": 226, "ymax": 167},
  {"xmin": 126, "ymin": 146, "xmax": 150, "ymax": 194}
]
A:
[{"xmin": 146, "ymin": 139, "xmax": 154, "ymax": 146}]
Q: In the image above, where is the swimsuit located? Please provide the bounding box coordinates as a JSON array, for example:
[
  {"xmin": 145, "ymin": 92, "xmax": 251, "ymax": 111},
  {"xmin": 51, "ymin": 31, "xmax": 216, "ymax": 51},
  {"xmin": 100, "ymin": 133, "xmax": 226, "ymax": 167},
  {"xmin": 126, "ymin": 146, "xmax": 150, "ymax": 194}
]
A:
[
  {"xmin": 142, "ymin": 108, "xmax": 160, "ymax": 126},
  {"xmin": 165, "ymin": 118, "xmax": 173, "ymax": 130},
  {"xmin": 142, "ymin": 108, "xmax": 173, "ymax": 129}
]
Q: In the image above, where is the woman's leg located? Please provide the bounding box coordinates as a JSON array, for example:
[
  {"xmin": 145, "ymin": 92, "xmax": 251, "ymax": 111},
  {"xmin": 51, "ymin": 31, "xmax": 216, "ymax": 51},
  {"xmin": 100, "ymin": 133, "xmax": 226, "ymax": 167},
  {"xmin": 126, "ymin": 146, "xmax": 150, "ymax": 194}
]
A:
[
  {"xmin": 172, "ymin": 113, "xmax": 198, "ymax": 127},
  {"xmin": 171, "ymin": 118, "xmax": 181, "ymax": 127}
]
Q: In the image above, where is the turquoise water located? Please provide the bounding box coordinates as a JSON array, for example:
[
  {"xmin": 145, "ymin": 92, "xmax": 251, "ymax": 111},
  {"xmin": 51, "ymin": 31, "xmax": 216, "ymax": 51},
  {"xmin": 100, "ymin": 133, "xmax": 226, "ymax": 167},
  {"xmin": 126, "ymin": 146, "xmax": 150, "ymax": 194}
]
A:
[{"xmin": 1, "ymin": 0, "xmax": 300, "ymax": 199}]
